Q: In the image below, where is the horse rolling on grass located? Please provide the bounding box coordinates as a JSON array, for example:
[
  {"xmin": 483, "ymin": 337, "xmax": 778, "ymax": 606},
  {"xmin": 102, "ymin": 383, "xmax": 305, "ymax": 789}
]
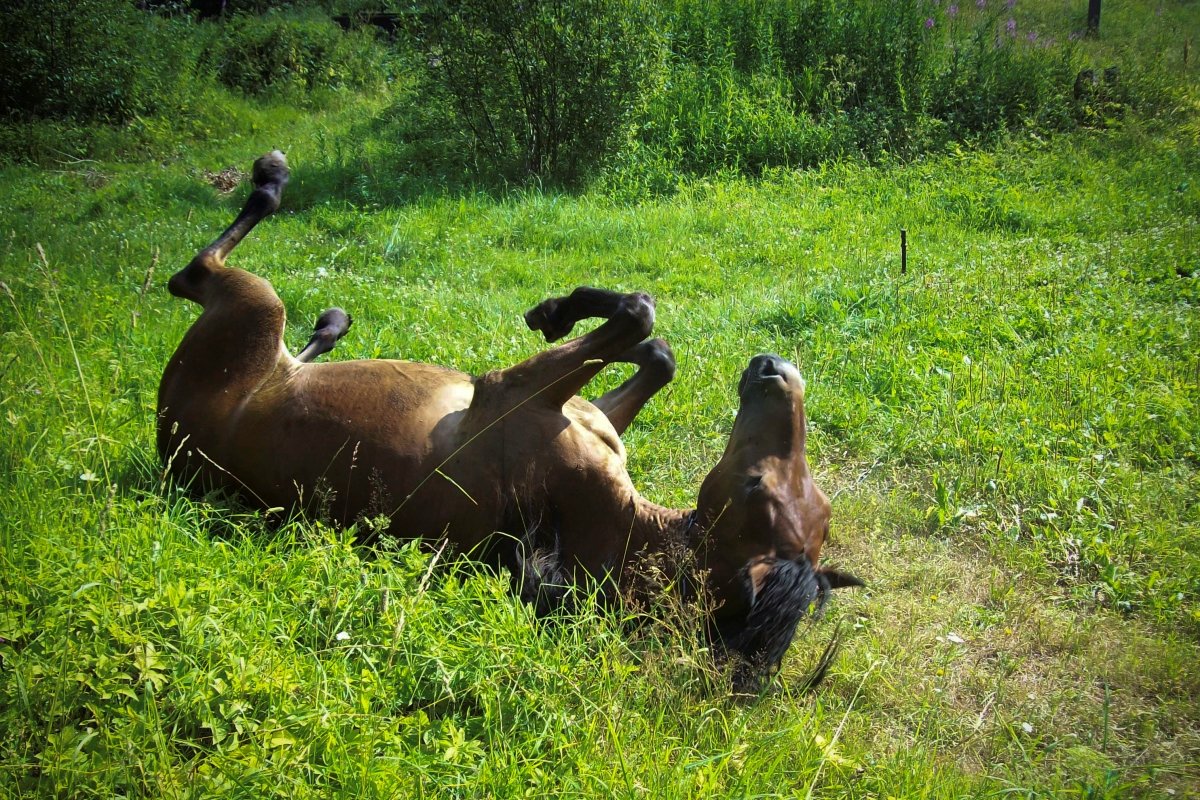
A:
[{"xmin": 158, "ymin": 151, "xmax": 863, "ymax": 689}]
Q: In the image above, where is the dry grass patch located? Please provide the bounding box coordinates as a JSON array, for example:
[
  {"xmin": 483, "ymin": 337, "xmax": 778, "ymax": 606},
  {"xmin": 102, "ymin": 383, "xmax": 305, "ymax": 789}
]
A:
[{"xmin": 811, "ymin": 475, "xmax": 1200, "ymax": 794}]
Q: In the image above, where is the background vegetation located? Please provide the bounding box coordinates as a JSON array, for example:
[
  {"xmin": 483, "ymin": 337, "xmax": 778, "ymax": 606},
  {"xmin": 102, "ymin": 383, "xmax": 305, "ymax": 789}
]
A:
[{"xmin": 1, "ymin": 0, "xmax": 1197, "ymax": 796}]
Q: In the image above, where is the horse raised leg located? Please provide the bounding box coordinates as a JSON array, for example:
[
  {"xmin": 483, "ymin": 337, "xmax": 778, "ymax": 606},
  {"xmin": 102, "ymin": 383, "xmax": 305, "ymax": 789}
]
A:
[
  {"xmin": 166, "ymin": 150, "xmax": 289, "ymax": 305},
  {"xmin": 296, "ymin": 307, "xmax": 352, "ymax": 363},
  {"xmin": 523, "ymin": 286, "xmax": 631, "ymax": 343},
  {"xmin": 473, "ymin": 286, "xmax": 658, "ymax": 412},
  {"xmin": 591, "ymin": 338, "xmax": 676, "ymax": 434},
  {"xmin": 524, "ymin": 287, "xmax": 677, "ymax": 431}
]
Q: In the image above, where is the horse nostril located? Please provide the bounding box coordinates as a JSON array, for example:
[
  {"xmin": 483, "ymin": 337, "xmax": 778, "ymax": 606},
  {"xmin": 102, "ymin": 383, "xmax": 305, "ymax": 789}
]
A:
[{"xmin": 752, "ymin": 354, "xmax": 783, "ymax": 378}]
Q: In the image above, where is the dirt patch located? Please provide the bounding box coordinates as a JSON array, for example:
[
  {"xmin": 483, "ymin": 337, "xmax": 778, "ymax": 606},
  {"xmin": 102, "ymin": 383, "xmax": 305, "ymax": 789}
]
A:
[{"xmin": 203, "ymin": 166, "xmax": 247, "ymax": 193}]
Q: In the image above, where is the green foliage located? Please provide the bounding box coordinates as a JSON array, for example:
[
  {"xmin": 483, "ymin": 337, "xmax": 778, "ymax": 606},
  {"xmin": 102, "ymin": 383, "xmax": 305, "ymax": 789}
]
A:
[
  {"xmin": 635, "ymin": 64, "xmax": 854, "ymax": 176},
  {"xmin": 1, "ymin": 107, "xmax": 1198, "ymax": 793},
  {"xmin": 0, "ymin": 3, "xmax": 398, "ymax": 164},
  {"xmin": 210, "ymin": 9, "xmax": 394, "ymax": 98},
  {"xmin": 927, "ymin": 16, "xmax": 1077, "ymax": 139},
  {"xmin": 0, "ymin": 0, "xmax": 206, "ymax": 124},
  {"xmin": 410, "ymin": 0, "xmax": 666, "ymax": 183},
  {"xmin": 3, "ymin": 0, "xmax": 1188, "ymax": 183},
  {"xmin": 621, "ymin": 0, "xmax": 1091, "ymax": 177}
]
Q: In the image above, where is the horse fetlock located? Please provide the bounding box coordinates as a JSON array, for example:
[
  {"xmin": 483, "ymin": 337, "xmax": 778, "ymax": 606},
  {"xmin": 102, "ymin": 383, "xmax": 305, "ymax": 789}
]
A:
[
  {"xmin": 641, "ymin": 338, "xmax": 676, "ymax": 380},
  {"xmin": 296, "ymin": 307, "xmax": 353, "ymax": 363},
  {"xmin": 314, "ymin": 307, "xmax": 352, "ymax": 339}
]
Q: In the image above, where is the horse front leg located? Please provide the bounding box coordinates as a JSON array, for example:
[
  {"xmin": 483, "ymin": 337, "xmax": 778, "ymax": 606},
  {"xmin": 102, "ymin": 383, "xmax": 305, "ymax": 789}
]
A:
[
  {"xmin": 167, "ymin": 150, "xmax": 289, "ymax": 305},
  {"xmin": 591, "ymin": 338, "xmax": 676, "ymax": 435},
  {"xmin": 474, "ymin": 287, "xmax": 658, "ymax": 413}
]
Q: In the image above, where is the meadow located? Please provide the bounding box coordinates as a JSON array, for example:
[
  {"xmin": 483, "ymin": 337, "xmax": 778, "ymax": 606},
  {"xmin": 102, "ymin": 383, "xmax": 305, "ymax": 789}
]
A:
[{"xmin": 1, "ymin": 0, "xmax": 1198, "ymax": 797}]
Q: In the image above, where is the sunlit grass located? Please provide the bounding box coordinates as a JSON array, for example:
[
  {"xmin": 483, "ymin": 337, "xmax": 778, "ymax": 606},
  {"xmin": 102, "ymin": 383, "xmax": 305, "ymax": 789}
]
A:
[{"xmin": 2, "ymin": 2, "xmax": 1199, "ymax": 795}]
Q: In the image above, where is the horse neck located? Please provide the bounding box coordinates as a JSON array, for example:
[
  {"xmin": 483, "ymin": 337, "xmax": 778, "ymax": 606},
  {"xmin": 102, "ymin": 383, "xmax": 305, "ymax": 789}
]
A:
[{"xmin": 629, "ymin": 500, "xmax": 696, "ymax": 561}]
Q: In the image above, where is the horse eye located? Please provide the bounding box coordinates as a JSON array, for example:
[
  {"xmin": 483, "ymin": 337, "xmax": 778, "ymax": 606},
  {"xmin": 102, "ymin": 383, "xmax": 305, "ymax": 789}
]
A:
[{"xmin": 744, "ymin": 475, "xmax": 764, "ymax": 494}]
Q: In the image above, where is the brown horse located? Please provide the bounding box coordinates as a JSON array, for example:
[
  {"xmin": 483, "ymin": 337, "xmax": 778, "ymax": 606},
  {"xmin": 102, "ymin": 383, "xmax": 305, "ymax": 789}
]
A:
[{"xmin": 158, "ymin": 151, "xmax": 862, "ymax": 684}]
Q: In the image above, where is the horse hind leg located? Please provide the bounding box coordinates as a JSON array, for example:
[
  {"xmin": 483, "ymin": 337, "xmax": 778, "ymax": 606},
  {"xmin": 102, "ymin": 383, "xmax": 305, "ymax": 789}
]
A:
[
  {"xmin": 523, "ymin": 287, "xmax": 677, "ymax": 432},
  {"xmin": 296, "ymin": 307, "xmax": 352, "ymax": 363}
]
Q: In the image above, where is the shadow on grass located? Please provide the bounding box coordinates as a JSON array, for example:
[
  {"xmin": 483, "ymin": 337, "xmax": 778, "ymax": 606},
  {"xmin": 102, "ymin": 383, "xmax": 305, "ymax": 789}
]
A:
[{"xmin": 279, "ymin": 103, "xmax": 580, "ymax": 211}]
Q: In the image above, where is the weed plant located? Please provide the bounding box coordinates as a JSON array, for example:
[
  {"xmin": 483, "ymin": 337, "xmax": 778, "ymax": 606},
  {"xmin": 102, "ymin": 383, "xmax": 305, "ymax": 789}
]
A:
[{"xmin": 613, "ymin": 0, "xmax": 1186, "ymax": 185}]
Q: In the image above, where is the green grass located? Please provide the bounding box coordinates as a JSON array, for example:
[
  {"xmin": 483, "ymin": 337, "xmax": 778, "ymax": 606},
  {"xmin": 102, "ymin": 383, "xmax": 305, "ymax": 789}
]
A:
[{"xmin": 3, "ymin": 6, "xmax": 1200, "ymax": 798}]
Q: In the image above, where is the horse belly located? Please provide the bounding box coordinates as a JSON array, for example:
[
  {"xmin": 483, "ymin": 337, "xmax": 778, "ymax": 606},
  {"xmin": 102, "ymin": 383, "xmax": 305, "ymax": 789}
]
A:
[{"xmin": 227, "ymin": 360, "xmax": 488, "ymax": 537}]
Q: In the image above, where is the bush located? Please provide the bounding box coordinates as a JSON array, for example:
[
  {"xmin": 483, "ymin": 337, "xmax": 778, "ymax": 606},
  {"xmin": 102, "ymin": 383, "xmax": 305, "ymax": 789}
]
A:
[
  {"xmin": 411, "ymin": 0, "xmax": 666, "ymax": 183},
  {"xmin": 0, "ymin": 0, "xmax": 204, "ymax": 123},
  {"xmin": 210, "ymin": 9, "xmax": 394, "ymax": 98}
]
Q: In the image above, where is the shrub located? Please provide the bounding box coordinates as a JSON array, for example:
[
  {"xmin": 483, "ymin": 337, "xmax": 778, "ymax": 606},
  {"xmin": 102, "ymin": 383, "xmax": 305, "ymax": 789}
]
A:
[
  {"xmin": 0, "ymin": 0, "xmax": 204, "ymax": 123},
  {"xmin": 410, "ymin": 0, "xmax": 666, "ymax": 183},
  {"xmin": 209, "ymin": 9, "xmax": 394, "ymax": 98}
]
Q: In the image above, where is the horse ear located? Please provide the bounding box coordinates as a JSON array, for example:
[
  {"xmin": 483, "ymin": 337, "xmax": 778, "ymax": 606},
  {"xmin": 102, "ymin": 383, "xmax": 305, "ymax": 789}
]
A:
[
  {"xmin": 744, "ymin": 558, "xmax": 775, "ymax": 604},
  {"xmin": 817, "ymin": 567, "xmax": 865, "ymax": 589}
]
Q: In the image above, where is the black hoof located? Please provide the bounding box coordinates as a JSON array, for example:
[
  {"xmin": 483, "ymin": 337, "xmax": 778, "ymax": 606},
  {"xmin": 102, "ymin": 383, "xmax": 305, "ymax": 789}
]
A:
[{"xmin": 525, "ymin": 298, "xmax": 573, "ymax": 342}]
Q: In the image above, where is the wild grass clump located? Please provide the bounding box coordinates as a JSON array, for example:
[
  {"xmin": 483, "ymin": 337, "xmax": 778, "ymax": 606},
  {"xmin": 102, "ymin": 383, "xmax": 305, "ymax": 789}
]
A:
[
  {"xmin": 586, "ymin": 0, "xmax": 1192, "ymax": 191},
  {"xmin": 660, "ymin": 0, "xmax": 940, "ymax": 161},
  {"xmin": 628, "ymin": 0, "xmax": 1084, "ymax": 178}
]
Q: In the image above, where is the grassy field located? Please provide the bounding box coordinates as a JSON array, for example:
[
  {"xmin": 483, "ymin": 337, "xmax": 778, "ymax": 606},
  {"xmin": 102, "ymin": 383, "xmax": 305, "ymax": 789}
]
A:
[{"xmin": 2, "ymin": 4, "xmax": 1199, "ymax": 799}]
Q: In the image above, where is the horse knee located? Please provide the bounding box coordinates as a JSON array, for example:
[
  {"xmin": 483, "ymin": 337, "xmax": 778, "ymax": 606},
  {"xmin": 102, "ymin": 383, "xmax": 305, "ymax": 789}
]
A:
[{"xmin": 614, "ymin": 292, "xmax": 655, "ymax": 343}]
